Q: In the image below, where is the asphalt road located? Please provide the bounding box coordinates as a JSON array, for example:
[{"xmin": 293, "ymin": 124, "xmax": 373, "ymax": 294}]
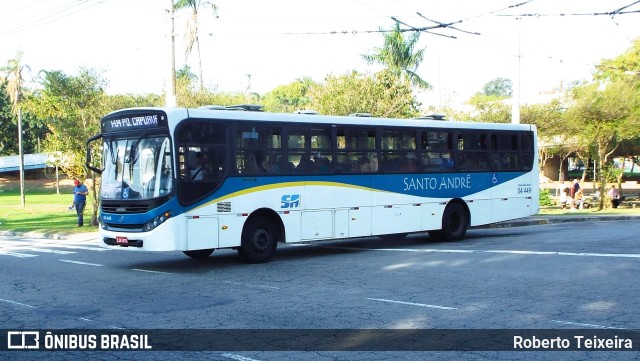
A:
[{"xmin": 1, "ymin": 219, "xmax": 639, "ymax": 360}]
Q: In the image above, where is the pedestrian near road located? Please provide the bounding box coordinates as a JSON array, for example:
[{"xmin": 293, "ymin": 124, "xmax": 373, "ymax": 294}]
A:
[{"xmin": 72, "ymin": 179, "xmax": 88, "ymax": 227}]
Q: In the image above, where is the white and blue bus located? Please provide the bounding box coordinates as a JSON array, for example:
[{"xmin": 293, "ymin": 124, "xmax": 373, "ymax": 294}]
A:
[{"xmin": 86, "ymin": 106, "xmax": 539, "ymax": 263}]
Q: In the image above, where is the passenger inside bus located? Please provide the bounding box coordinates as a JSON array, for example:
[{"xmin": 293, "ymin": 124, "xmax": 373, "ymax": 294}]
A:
[
  {"xmin": 244, "ymin": 152, "xmax": 268, "ymax": 174},
  {"xmin": 188, "ymin": 152, "xmax": 206, "ymax": 181},
  {"xmin": 295, "ymin": 154, "xmax": 315, "ymax": 173},
  {"xmin": 313, "ymin": 153, "xmax": 332, "ymax": 173}
]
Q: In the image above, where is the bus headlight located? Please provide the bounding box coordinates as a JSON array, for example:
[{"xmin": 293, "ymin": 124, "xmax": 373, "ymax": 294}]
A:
[
  {"xmin": 99, "ymin": 217, "xmax": 109, "ymax": 231},
  {"xmin": 143, "ymin": 211, "xmax": 171, "ymax": 232}
]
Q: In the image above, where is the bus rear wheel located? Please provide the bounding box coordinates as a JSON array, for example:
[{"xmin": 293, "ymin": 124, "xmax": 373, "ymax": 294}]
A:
[
  {"xmin": 183, "ymin": 249, "xmax": 214, "ymax": 258},
  {"xmin": 439, "ymin": 202, "xmax": 469, "ymax": 241},
  {"xmin": 238, "ymin": 216, "xmax": 278, "ymax": 263}
]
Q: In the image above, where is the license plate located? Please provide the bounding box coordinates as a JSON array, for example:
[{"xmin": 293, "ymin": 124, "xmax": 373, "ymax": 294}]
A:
[{"xmin": 116, "ymin": 236, "xmax": 128, "ymax": 244}]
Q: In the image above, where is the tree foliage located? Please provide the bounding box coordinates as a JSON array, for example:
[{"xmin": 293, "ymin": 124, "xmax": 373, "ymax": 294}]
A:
[
  {"xmin": 261, "ymin": 77, "xmax": 316, "ymax": 113},
  {"xmin": 482, "ymin": 77, "xmax": 512, "ymax": 97},
  {"xmin": 565, "ymin": 81, "xmax": 640, "ymax": 208},
  {"xmin": 0, "ymin": 82, "xmax": 46, "ymax": 155},
  {"xmin": 309, "ymin": 70, "xmax": 420, "ymax": 118},
  {"xmin": 362, "ymin": 22, "xmax": 430, "ymax": 90},
  {"xmin": 23, "ymin": 68, "xmax": 108, "ymax": 224},
  {"xmin": 466, "ymin": 94, "xmax": 511, "ymax": 123},
  {"xmin": 595, "ymin": 38, "xmax": 640, "ymax": 84}
]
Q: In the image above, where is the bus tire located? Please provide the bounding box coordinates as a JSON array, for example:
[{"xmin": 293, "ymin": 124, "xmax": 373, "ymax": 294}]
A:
[
  {"xmin": 238, "ymin": 216, "xmax": 278, "ymax": 263},
  {"xmin": 183, "ymin": 249, "xmax": 214, "ymax": 258},
  {"xmin": 440, "ymin": 202, "xmax": 469, "ymax": 241}
]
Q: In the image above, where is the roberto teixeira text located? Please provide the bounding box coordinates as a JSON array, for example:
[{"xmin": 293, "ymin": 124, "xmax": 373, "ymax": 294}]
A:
[{"xmin": 514, "ymin": 335, "xmax": 633, "ymax": 350}]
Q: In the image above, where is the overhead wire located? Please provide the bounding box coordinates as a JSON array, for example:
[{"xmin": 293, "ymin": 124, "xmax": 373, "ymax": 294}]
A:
[
  {"xmin": 0, "ymin": 0, "xmax": 110, "ymax": 39},
  {"xmin": 0, "ymin": 0, "xmax": 50, "ymax": 20},
  {"xmin": 281, "ymin": 0, "xmax": 539, "ymax": 38},
  {"xmin": 496, "ymin": 0, "xmax": 640, "ymax": 17}
]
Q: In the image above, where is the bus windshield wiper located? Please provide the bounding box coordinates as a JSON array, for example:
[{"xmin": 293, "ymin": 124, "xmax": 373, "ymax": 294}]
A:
[
  {"xmin": 125, "ymin": 132, "xmax": 147, "ymax": 164},
  {"xmin": 109, "ymin": 140, "xmax": 117, "ymax": 164}
]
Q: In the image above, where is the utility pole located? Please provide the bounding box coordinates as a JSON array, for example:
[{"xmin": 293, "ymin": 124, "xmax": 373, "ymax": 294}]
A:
[
  {"xmin": 166, "ymin": 0, "xmax": 176, "ymax": 107},
  {"xmin": 511, "ymin": 17, "xmax": 522, "ymax": 124},
  {"xmin": 18, "ymin": 105, "xmax": 25, "ymax": 207}
]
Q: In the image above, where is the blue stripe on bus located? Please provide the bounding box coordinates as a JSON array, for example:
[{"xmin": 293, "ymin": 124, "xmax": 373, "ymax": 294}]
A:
[{"xmin": 208, "ymin": 172, "xmax": 524, "ymax": 202}]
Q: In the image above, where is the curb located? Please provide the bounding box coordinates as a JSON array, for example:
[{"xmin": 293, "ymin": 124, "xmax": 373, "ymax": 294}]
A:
[
  {"xmin": 481, "ymin": 215, "xmax": 640, "ymax": 229},
  {"xmin": 0, "ymin": 230, "xmax": 98, "ymax": 241}
]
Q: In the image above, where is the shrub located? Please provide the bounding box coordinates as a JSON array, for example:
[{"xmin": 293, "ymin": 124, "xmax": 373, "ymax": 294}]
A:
[{"xmin": 539, "ymin": 188, "xmax": 554, "ymax": 207}]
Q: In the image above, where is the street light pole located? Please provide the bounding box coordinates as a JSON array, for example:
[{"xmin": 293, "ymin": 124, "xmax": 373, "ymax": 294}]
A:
[
  {"xmin": 165, "ymin": 0, "xmax": 176, "ymax": 107},
  {"xmin": 511, "ymin": 17, "xmax": 522, "ymax": 124}
]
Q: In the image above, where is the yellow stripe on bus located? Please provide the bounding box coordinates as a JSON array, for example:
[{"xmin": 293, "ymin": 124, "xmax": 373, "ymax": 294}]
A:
[{"xmin": 193, "ymin": 181, "xmax": 379, "ymax": 211}]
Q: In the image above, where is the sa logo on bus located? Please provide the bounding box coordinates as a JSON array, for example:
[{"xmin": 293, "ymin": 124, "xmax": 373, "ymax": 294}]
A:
[{"xmin": 281, "ymin": 194, "xmax": 301, "ymax": 209}]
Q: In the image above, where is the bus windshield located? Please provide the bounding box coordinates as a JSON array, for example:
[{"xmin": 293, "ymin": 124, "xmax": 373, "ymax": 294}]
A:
[{"xmin": 100, "ymin": 135, "xmax": 174, "ymax": 200}]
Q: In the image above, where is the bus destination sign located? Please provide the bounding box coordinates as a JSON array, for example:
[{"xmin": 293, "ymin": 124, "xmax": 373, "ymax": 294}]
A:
[{"xmin": 103, "ymin": 113, "xmax": 167, "ymax": 133}]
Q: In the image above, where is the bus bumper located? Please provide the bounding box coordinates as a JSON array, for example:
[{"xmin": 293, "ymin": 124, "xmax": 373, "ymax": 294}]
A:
[{"xmin": 99, "ymin": 218, "xmax": 184, "ymax": 251}]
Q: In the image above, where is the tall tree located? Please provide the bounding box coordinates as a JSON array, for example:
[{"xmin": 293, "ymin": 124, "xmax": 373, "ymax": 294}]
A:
[
  {"xmin": 565, "ymin": 81, "xmax": 640, "ymax": 210},
  {"xmin": 0, "ymin": 82, "xmax": 16, "ymax": 154},
  {"xmin": 174, "ymin": 0, "xmax": 218, "ymax": 91},
  {"xmin": 24, "ymin": 68, "xmax": 107, "ymax": 225},
  {"xmin": 362, "ymin": 22, "xmax": 430, "ymax": 90},
  {"xmin": 0, "ymin": 53, "xmax": 28, "ymax": 207}
]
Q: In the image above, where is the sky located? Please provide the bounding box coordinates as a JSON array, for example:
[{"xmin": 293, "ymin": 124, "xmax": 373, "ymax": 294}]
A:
[{"xmin": 1, "ymin": 0, "xmax": 638, "ymax": 109}]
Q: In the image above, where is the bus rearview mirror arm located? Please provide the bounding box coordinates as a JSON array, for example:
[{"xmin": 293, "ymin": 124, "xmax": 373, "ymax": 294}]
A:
[{"xmin": 86, "ymin": 133, "xmax": 104, "ymax": 175}]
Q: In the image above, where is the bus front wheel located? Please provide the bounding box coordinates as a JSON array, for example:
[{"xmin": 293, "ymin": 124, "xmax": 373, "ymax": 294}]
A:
[
  {"xmin": 183, "ymin": 249, "xmax": 214, "ymax": 258},
  {"xmin": 438, "ymin": 202, "xmax": 469, "ymax": 241},
  {"xmin": 238, "ymin": 216, "xmax": 278, "ymax": 263}
]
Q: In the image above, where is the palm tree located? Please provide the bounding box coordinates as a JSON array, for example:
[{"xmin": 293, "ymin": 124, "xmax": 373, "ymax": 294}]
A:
[
  {"xmin": 362, "ymin": 22, "xmax": 431, "ymax": 90},
  {"xmin": 174, "ymin": 0, "xmax": 218, "ymax": 91},
  {"xmin": 1, "ymin": 53, "xmax": 28, "ymax": 206}
]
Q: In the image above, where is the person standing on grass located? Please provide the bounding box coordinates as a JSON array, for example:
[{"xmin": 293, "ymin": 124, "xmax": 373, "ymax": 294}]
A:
[{"xmin": 72, "ymin": 179, "xmax": 89, "ymax": 227}]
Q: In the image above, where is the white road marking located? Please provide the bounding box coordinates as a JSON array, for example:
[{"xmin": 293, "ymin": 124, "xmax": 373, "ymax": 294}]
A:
[
  {"xmin": 366, "ymin": 297, "xmax": 457, "ymax": 310},
  {"xmin": 24, "ymin": 248, "xmax": 75, "ymax": 254},
  {"xmin": 0, "ymin": 238, "xmax": 106, "ymax": 258},
  {"xmin": 53, "ymin": 245, "xmax": 109, "ymax": 251},
  {"xmin": 0, "ymin": 251, "xmax": 38, "ymax": 258},
  {"xmin": 550, "ymin": 320, "xmax": 628, "ymax": 330},
  {"xmin": 324, "ymin": 246, "xmax": 640, "ymax": 259},
  {"xmin": 59, "ymin": 259, "xmax": 103, "ymax": 267},
  {"xmin": 0, "ymin": 298, "xmax": 36, "ymax": 308},
  {"xmin": 221, "ymin": 353, "xmax": 262, "ymax": 361},
  {"xmin": 132, "ymin": 268, "xmax": 172, "ymax": 275},
  {"xmin": 224, "ymin": 281, "xmax": 280, "ymax": 290}
]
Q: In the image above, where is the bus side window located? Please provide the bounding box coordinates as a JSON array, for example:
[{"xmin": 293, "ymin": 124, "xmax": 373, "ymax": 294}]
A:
[
  {"xmin": 421, "ymin": 131, "xmax": 453, "ymax": 172},
  {"xmin": 336, "ymin": 128, "xmax": 376, "ymax": 174},
  {"xmin": 236, "ymin": 125, "xmax": 282, "ymax": 175}
]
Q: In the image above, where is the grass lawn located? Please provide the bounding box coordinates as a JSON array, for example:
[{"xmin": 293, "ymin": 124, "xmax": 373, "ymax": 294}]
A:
[
  {"xmin": 538, "ymin": 206, "xmax": 640, "ymax": 216},
  {"xmin": 0, "ymin": 177, "xmax": 98, "ymax": 234}
]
